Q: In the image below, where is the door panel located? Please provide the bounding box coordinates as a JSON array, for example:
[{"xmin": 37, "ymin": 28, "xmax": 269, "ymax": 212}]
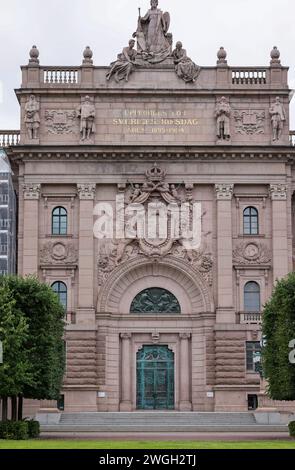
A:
[{"xmin": 136, "ymin": 346, "xmax": 174, "ymax": 410}]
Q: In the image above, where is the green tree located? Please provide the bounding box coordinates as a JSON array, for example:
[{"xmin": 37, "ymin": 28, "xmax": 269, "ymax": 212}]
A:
[
  {"xmin": 0, "ymin": 283, "xmax": 34, "ymax": 421},
  {"xmin": 262, "ymin": 272, "xmax": 295, "ymax": 400},
  {"xmin": 0, "ymin": 276, "xmax": 65, "ymax": 420}
]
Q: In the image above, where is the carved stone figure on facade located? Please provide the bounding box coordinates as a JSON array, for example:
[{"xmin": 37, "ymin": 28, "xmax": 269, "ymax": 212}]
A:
[
  {"xmin": 133, "ymin": 1, "xmax": 171, "ymax": 63},
  {"xmin": 215, "ymin": 96, "xmax": 231, "ymax": 141},
  {"xmin": 106, "ymin": 39, "xmax": 137, "ymax": 83},
  {"xmin": 24, "ymin": 95, "xmax": 40, "ymax": 140},
  {"xmin": 77, "ymin": 95, "xmax": 96, "ymax": 141},
  {"xmin": 269, "ymin": 97, "xmax": 286, "ymax": 141},
  {"xmin": 172, "ymin": 42, "xmax": 201, "ymax": 83}
]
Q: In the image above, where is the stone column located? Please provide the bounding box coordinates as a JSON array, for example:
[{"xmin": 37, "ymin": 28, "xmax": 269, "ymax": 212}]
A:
[
  {"xmin": 22, "ymin": 184, "xmax": 41, "ymax": 275},
  {"xmin": 76, "ymin": 184, "xmax": 96, "ymax": 324},
  {"xmin": 179, "ymin": 333, "xmax": 192, "ymax": 411},
  {"xmin": 215, "ymin": 184, "xmax": 235, "ymax": 323},
  {"xmin": 269, "ymin": 184, "xmax": 289, "ymax": 281},
  {"xmin": 120, "ymin": 333, "xmax": 132, "ymax": 411}
]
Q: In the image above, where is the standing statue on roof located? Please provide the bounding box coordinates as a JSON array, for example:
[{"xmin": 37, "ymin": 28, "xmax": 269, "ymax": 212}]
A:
[{"xmin": 133, "ymin": 0, "xmax": 171, "ymax": 63}]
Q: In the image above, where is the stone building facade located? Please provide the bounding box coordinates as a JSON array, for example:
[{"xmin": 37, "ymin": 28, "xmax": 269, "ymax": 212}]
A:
[{"xmin": 6, "ymin": 4, "xmax": 295, "ymax": 413}]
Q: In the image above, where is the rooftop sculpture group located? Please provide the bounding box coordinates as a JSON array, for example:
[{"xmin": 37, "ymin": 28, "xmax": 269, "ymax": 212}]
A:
[{"xmin": 106, "ymin": 0, "xmax": 201, "ymax": 84}]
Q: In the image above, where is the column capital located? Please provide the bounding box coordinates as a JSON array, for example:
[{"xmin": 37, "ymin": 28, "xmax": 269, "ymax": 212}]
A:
[
  {"xmin": 77, "ymin": 183, "xmax": 96, "ymax": 200},
  {"xmin": 269, "ymin": 184, "xmax": 287, "ymax": 201},
  {"xmin": 120, "ymin": 333, "xmax": 131, "ymax": 340},
  {"xmin": 179, "ymin": 333, "xmax": 191, "ymax": 340},
  {"xmin": 215, "ymin": 184, "xmax": 234, "ymax": 201},
  {"xmin": 23, "ymin": 183, "xmax": 41, "ymax": 200}
]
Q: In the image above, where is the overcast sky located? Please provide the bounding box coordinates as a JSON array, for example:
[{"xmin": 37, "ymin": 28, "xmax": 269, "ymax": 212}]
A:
[{"xmin": 0, "ymin": 0, "xmax": 294, "ymax": 129}]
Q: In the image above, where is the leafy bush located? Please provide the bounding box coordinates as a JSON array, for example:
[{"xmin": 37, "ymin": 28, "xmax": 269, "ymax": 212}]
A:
[
  {"xmin": 26, "ymin": 419, "xmax": 40, "ymax": 438},
  {"xmin": 289, "ymin": 421, "xmax": 295, "ymax": 438},
  {"xmin": 262, "ymin": 273, "xmax": 295, "ymax": 400},
  {"xmin": 0, "ymin": 421, "xmax": 29, "ymax": 440}
]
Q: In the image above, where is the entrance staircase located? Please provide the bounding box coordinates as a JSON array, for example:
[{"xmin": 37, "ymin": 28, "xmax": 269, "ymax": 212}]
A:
[{"xmin": 41, "ymin": 412, "xmax": 288, "ymax": 433}]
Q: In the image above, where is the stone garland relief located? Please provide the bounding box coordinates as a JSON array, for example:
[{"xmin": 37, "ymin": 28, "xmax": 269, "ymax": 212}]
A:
[
  {"xmin": 233, "ymin": 241, "xmax": 271, "ymax": 265},
  {"xmin": 40, "ymin": 241, "xmax": 78, "ymax": 266},
  {"xmin": 97, "ymin": 164, "xmax": 213, "ymax": 287}
]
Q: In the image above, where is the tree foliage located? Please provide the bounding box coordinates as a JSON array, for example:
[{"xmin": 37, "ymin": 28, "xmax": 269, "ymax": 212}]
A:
[
  {"xmin": 262, "ymin": 272, "xmax": 295, "ymax": 400},
  {"xmin": 0, "ymin": 283, "xmax": 34, "ymax": 399},
  {"xmin": 0, "ymin": 276, "xmax": 65, "ymax": 405}
]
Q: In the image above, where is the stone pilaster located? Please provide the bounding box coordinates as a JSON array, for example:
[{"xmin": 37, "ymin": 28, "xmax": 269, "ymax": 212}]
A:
[
  {"xmin": 269, "ymin": 184, "xmax": 289, "ymax": 281},
  {"xmin": 76, "ymin": 183, "xmax": 96, "ymax": 324},
  {"xmin": 22, "ymin": 184, "xmax": 41, "ymax": 275},
  {"xmin": 179, "ymin": 333, "xmax": 192, "ymax": 411},
  {"xmin": 120, "ymin": 333, "xmax": 132, "ymax": 411},
  {"xmin": 215, "ymin": 184, "xmax": 235, "ymax": 322}
]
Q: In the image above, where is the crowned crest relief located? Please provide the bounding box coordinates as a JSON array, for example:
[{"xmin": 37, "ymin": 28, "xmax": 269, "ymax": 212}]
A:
[{"xmin": 97, "ymin": 164, "xmax": 213, "ymax": 287}]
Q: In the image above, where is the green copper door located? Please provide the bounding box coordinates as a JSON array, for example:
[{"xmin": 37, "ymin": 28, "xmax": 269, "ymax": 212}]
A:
[{"xmin": 136, "ymin": 345, "xmax": 175, "ymax": 410}]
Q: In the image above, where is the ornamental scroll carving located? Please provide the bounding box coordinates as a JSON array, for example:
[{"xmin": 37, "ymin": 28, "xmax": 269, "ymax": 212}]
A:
[
  {"xmin": 40, "ymin": 241, "xmax": 78, "ymax": 266},
  {"xmin": 97, "ymin": 164, "xmax": 213, "ymax": 287},
  {"xmin": 233, "ymin": 241, "xmax": 271, "ymax": 266}
]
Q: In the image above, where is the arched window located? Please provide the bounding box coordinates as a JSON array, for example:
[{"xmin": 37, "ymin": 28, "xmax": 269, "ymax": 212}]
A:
[
  {"xmin": 243, "ymin": 207, "xmax": 259, "ymax": 235},
  {"xmin": 52, "ymin": 281, "xmax": 67, "ymax": 310},
  {"xmin": 52, "ymin": 207, "xmax": 67, "ymax": 235},
  {"xmin": 244, "ymin": 281, "xmax": 260, "ymax": 312},
  {"xmin": 130, "ymin": 288, "xmax": 181, "ymax": 314}
]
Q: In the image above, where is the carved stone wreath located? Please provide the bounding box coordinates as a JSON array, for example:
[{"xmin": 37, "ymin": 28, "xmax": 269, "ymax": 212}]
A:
[
  {"xmin": 40, "ymin": 241, "xmax": 78, "ymax": 266},
  {"xmin": 233, "ymin": 241, "xmax": 271, "ymax": 265}
]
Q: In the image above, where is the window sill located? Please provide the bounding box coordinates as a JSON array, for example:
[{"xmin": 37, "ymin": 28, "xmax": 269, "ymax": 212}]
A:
[
  {"xmin": 46, "ymin": 234, "xmax": 73, "ymax": 238},
  {"xmin": 238, "ymin": 234, "xmax": 265, "ymax": 238}
]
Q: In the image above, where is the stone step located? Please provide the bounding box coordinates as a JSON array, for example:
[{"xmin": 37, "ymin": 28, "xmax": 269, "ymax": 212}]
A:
[
  {"xmin": 59, "ymin": 412, "xmax": 257, "ymax": 426},
  {"xmin": 42, "ymin": 424, "xmax": 288, "ymax": 433}
]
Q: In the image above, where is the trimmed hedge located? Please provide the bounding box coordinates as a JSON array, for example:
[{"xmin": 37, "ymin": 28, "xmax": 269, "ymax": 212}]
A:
[
  {"xmin": 26, "ymin": 419, "xmax": 40, "ymax": 438},
  {"xmin": 0, "ymin": 420, "xmax": 40, "ymax": 440},
  {"xmin": 289, "ymin": 421, "xmax": 295, "ymax": 438},
  {"xmin": 0, "ymin": 421, "xmax": 29, "ymax": 440}
]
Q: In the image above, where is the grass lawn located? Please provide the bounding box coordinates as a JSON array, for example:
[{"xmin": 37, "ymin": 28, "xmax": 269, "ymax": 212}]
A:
[{"xmin": 0, "ymin": 440, "xmax": 295, "ymax": 449}]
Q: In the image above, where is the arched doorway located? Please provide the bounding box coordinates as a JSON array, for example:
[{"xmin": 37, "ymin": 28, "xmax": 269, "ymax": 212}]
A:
[{"xmin": 136, "ymin": 345, "xmax": 175, "ymax": 410}]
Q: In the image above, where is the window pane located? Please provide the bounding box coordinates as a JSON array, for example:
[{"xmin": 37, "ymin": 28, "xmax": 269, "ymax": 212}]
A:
[
  {"xmin": 52, "ymin": 207, "xmax": 67, "ymax": 235},
  {"xmin": 51, "ymin": 282, "xmax": 67, "ymax": 310},
  {"xmin": 246, "ymin": 342, "xmax": 261, "ymax": 371},
  {"xmin": 244, "ymin": 282, "xmax": 260, "ymax": 312}
]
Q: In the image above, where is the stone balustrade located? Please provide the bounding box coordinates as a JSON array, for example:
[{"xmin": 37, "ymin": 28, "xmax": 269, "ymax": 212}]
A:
[
  {"xmin": 231, "ymin": 68, "xmax": 267, "ymax": 85},
  {"xmin": 239, "ymin": 311, "xmax": 262, "ymax": 325},
  {"xmin": 20, "ymin": 64, "xmax": 289, "ymax": 89},
  {"xmin": 43, "ymin": 67, "xmax": 79, "ymax": 85},
  {"xmin": 0, "ymin": 130, "xmax": 20, "ymax": 147}
]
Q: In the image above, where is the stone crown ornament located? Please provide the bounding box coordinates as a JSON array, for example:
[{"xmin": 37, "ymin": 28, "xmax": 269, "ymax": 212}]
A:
[{"xmin": 146, "ymin": 163, "xmax": 166, "ymax": 182}]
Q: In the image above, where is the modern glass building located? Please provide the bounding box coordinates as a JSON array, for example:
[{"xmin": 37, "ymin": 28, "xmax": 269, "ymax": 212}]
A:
[{"xmin": 0, "ymin": 149, "xmax": 16, "ymax": 276}]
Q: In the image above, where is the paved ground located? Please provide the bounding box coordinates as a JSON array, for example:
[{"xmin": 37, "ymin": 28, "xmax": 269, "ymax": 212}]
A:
[{"xmin": 41, "ymin": 432, "xmax": 291, "ymax": 441}]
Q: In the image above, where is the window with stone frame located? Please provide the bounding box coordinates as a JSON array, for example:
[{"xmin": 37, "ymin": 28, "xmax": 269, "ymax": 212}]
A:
[
  {"xmin": 244, "ymin": 281, "xmax": 261, "ymax": 312},
  {"xmin": 52, "ymin": 206, "xmax": 68, "ymax": 235},
  {"xmin": 51, "ymin": 281, "xmax": 67, "ymax": 310},
  {"xmin": 243, "ymin": 206, "xmax": 259, "ymax": 235},
  {"xmin": 246, "ymin": 341, "xmax": 262, "ymax": 372}
]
